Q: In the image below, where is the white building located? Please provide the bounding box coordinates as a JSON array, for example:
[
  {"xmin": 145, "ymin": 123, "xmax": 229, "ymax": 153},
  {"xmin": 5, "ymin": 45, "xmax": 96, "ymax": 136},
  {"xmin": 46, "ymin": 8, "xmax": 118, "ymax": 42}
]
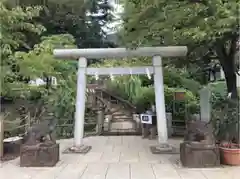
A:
[{"xmin": 28, "ymin": 77, "xmax": 57, "ymax": 86}]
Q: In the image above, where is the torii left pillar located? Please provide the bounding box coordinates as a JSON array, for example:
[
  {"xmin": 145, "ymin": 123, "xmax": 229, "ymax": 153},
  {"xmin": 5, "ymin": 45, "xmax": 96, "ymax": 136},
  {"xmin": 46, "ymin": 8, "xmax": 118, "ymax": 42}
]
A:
[{"xmin": 64, "ymin": 57, "xmax": 92, "ymax": 154}]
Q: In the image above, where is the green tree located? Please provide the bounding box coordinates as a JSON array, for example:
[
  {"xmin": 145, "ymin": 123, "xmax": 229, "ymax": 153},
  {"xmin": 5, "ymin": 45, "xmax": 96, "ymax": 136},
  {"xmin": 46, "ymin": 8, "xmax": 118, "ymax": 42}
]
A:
[
  {"xmin": 14, "ymin": 34, "xmax": 78, "ymax": 119},
  {"xmin": 121, "ymin": 0, "xmax": 239, "ymax": 98},
  {"xmin": 0, "ymin": 1, "xmax": 45, "ymax": 97},
  {"xmin": 11, "ymin": 0, "xmax": 114, "ymax": 48}
]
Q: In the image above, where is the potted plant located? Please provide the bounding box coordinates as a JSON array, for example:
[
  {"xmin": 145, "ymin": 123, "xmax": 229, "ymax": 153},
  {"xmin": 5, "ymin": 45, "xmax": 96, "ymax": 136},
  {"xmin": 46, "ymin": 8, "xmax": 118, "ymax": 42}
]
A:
[{"xmin": 212, "ymin": 97, "xmax": 240, "ymax": 165}]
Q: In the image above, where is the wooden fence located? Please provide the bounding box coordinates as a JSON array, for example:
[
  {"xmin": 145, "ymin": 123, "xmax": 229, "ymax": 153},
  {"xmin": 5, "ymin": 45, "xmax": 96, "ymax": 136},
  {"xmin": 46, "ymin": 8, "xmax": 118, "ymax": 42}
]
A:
[
  {"xmin": 0, "ymin": 112, "xmax": 99, "ymax": 160},
  {"xmin": 0, "ymin": 115, "xmax": 3, "ymax": 159},
  {"xmin": 0, "ymin": 113, "xmax": 30, "ymax": 160}
]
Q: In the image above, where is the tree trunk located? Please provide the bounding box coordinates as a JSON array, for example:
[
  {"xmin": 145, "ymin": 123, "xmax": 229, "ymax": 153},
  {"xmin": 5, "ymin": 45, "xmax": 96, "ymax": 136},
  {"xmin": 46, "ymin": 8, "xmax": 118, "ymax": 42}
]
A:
[
  {"xmin": 222, "ymin": 63, "xmax": 238, "ymax": 99},
  {"xmin": 215, "ymin": 39, "xmax": 238, "ymax": 99}
]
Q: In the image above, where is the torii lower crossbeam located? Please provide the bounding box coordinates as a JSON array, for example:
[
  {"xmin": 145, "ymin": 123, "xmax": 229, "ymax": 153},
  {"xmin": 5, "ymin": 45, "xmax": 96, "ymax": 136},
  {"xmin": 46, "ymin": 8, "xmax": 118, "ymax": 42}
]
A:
[{"xmin": 86, "ymin": 67, "xmax": 154, "ymax": 75}]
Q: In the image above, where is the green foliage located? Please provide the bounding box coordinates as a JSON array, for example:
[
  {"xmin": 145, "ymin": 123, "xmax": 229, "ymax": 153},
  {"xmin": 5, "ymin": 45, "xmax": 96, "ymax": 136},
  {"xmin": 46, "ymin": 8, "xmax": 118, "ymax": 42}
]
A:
[
  {"xmin": 207, "ymin": 81, "xmax": 240, "ymax": 143},
  {"xmin": 0, "ymin": 2, "xmax": 45, "ymax": 97},
  {"xmin": 16, "ymin": 34, "xmax": 78, "ymax": 118},
  {"xmin": 208, "ymin": 81, "xmax": 227, "ymax": 105},
  {"xmin": 1, "ymin": 32, "xmax": 79, "ymax": 136},
  {"xmin": 0, "ymin": 2, "xmax": 44, "ymax": 55},
  {"xmin": 15, "ymin": 0, "xmax": 114, "ymax": 48},
  {"xmin": 211, "ymin": 98, "xmax": 240, "ymax": 144},
  {"xmin": 164, "ymin": 67, "xmax": 201, "ymax": 94},
  {"xmin": 164, "ymin": 86, "xmax": 199, "ymax": 114},
  {"xmin": 15, "ymin": 34, "xmax": 76, "ymax": 78},
  {"xmin": 132, "ymin": 86, "xmax": 155, "ymax": 112},
  {"xmin": 121, "ymin": 0, "xmax": 239, "ymax": 98},
  {"xmin": 106, "ymin": 76, "xmax": 199, "ymax": 116},
  {"xmin": 121, "ymin": 0, "xmax": 239, "ymax": 46},
  {"xmin": 93, "ymin": 57, "xmax": 200, "ymax": 117},
  {"xmin": 0, "ymin": 0, "xmax": 114, "ymax": 138}
]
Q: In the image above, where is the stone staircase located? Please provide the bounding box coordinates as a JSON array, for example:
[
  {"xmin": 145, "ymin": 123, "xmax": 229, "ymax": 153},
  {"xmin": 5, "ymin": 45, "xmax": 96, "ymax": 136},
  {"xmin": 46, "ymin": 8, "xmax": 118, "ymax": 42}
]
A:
[
  {"xmin": 86, "ymin": 85, "xmax": 141, "ymax": 135},
  {"xmin": 102, "ymin": 97, "xmax": 141, "ymax": 135},
  {"xmin": 106, "ymin": 104, "xmax": 138, "ymax": 134}
]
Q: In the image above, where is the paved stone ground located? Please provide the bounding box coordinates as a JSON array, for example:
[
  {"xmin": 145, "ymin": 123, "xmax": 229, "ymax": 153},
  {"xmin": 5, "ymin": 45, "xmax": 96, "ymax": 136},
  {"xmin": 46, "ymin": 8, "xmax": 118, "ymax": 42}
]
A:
[{"xmin": 0, "ymin": 136, "xmax": 239, "ymax": 179}]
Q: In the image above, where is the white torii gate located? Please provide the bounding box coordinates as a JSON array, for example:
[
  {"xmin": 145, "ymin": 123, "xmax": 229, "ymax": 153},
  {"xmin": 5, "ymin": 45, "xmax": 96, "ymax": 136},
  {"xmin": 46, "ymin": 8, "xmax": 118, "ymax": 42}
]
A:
[{"xmin": 54, "ymin": 47, "xmax": 188, "ymax": 152}]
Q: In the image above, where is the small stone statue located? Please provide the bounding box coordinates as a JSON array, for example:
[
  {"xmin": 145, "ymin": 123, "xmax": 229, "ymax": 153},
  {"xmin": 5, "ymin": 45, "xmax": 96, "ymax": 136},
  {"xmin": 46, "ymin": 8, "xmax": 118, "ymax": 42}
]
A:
[
  {"xmin": 184, "ymin": 120, "xmax": 215, "ymax": 145},
  {"xmin": 180, "ymin": 120, "xmax": 220, "ymax": 168},
  {"xmin": 24, "ymin": 120, "xmax": 56, "ymax": 146},
  {"xmin": 20, "ymin": 119, "xmax": 59, "ymax": 167}
]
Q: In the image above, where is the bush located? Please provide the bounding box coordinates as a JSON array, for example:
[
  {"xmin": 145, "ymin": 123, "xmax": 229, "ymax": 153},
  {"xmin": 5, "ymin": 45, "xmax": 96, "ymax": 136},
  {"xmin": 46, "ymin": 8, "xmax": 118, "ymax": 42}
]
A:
[
  {"xmin": 211, "ymin": 98, "xmax": 240, "ymax": 143},
  {"xmin": 106, "ymin": 77, "xmax": 199, "ymax": 118},
  {"xmin": 164, "ymin": 67, "xmax": 201, "ymax": 95},
  {"xmin": 165, "ymin": 86, "xmax": 199, "ymax": 120},
  {"xmin": 132, "ymin": 86, "xmax": 155, "ymax": 112},
  {"xmin": 208, "ymin": 81, "xmax": 227, "ymax": 106}
]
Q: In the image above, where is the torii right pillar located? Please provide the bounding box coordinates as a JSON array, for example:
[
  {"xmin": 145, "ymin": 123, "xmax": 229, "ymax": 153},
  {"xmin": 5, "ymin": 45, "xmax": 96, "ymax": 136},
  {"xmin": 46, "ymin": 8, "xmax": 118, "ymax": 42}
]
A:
[{"xmin": 151, "ymin": 56, "xmax": 179, "ymax": 154}]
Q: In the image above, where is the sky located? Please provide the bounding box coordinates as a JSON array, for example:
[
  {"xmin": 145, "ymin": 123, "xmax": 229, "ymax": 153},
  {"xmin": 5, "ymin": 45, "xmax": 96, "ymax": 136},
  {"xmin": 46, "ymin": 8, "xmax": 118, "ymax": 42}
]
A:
[{"xmin": 104, "ymin": 0, "xmax": 124, "ymax": 33}]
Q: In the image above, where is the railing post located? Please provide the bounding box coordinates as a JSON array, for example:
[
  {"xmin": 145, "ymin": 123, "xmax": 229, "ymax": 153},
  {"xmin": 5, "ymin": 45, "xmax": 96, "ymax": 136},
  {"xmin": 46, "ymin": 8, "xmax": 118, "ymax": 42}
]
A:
[
  {"xmin": 96, "ymin": 108, "xmax": 104, "ymax": 135},
  {"xmin": 0, "ymin": 114, "xmax": 4, "ymax": 160},
  {"xmin": 133, "ymin": 114, "xmax": 141, "ymax": 133}
]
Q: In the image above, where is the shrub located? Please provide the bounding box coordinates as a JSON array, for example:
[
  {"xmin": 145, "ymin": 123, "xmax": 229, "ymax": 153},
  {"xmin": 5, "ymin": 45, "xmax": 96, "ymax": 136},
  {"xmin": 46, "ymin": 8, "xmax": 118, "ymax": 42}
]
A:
[
  {"xmin": 107, "ymin": 77, "xmax": 199, "ymax": 118},
  {"xmin": 208, "ymin": 81, "xmax": 227, "ymax": 106},
  {"xmin": 132, "ymin": 86, "xmax": 155, "ymax": 112},
  {"xmin": 164, "ymin": 68, "xmax": 201, "ymax": 95}
]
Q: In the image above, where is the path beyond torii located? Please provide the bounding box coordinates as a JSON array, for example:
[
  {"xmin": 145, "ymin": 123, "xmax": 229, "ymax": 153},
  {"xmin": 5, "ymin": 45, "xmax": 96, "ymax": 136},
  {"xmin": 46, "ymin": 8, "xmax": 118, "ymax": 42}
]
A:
[{"xmin": 0, "ymin": 136, "xmax": 239, "ymax": 179}]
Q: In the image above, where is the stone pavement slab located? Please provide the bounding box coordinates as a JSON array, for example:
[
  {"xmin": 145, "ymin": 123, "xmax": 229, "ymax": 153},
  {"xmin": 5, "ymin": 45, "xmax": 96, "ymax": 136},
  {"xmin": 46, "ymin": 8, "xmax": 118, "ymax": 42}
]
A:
[
  {"xmin": 55, "ymin": 163, "xmax": 87, "ymax": 179},
  {"xmin": 138, "ymin": 151, "xmax": 162, "ymax": 164},
  {"xmin": 152, "ymin": 164, "xmax": 181, "ymax": 179},
  {"xmin": 130, "ymin": 163, "xmax": 155, "ymax": 179},
  {"xmin": 81, "ymin": 163, "xmax": 108, "ymax": 179},
  {"xmin": 120, "ymin": 150, "xmax": 139, "ymax": 163},
  {"xmin": 106, "ymin": 163, "xmax": 130, "ymax": 179},
  {"xmin": 177, "ymin": 169, "xmax": 206, "ymax": 179},
  {"xmin": 1, "ymin": 136, "xmax": 240, "ymax": 179},
  {"xmin": 100, "ymin": 151, "xmax": 120, "ymax": 163},
  {"xmin": 225, "ymin": 167, "xmax": 240, "ymax": 179},
  {"xmin": 113, "ymin": 145, "xmax": 130, "ymax": 152},
  {"xmin": 31, "ymin": 165, "xmax": 67, "ymax": 179},
  {"xmin": 81, "ymin": 152, "xmax": 103, "ymax": 163},
  {"xmin": 201, "ymin": 168, "xmax": 237, "ymax": 179}
]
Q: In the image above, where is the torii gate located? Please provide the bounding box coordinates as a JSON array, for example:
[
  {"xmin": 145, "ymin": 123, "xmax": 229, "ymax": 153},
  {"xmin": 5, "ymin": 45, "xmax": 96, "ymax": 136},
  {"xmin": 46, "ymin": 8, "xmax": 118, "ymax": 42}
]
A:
[{"xmin": 54, "ymin": 47, "xmax": 187, "ymax": 153}]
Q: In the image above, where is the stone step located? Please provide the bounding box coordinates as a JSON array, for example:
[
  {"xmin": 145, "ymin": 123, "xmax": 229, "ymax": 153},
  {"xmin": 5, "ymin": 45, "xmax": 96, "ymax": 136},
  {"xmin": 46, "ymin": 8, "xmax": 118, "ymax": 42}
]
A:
[
  {"xmin": 109, "ymin": 128, "xmax": 136, "ymax": 132},
  {"xmin": 112, "ymin": 112, "xmax": 132, "ymax": 116},
  {"xmin": 110, "ymin": 121, "xmax": 136, "ymax": 129},
  {"xmin": 112, "ymin": 115, "xmax": 132, "ymax": 118},
  {"xmin": 111, "ymin": 119, "xmax": 134, "ymax": 123}
]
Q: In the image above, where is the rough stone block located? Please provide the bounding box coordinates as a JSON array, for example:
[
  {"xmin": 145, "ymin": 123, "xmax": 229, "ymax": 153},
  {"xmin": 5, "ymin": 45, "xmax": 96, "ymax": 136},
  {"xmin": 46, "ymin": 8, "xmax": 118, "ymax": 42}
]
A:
[
  {"xmin": 180, "ymin": 142, "xmax": 220, "ymax": 168},
  {"xmin": 20, "ymin": 143, "xmax": 59, "ymax": 167}
]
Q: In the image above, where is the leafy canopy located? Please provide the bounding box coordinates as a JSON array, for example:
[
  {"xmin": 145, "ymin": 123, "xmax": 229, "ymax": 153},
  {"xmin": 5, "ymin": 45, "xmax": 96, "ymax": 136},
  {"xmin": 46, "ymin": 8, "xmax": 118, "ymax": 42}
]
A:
[
  {"xmin": 121, "ymin": 0, "xmax": 239, "ymax": 47},
  {"xmin": 0, "ymin": 1, "xmax": 45, "ymax": 96}
]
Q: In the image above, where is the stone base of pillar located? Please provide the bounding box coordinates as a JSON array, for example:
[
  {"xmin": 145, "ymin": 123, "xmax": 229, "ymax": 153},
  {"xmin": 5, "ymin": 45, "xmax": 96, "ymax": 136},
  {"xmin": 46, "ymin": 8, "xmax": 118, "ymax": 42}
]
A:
[
  {"xmin": 150, "ymin": 143, "xmax": 180, "ymax": 154},
  {"xmin": 62, "ymin": 145, "xmax": 92, "ymax": 154}
]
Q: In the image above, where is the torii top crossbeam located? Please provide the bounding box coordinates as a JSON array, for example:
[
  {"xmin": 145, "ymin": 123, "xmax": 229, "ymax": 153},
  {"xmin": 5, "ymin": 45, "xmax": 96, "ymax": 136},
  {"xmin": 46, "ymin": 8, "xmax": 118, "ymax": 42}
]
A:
[{"xmin": 53, "ymin": 46, "xmax": 187, "ymax": 59}]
